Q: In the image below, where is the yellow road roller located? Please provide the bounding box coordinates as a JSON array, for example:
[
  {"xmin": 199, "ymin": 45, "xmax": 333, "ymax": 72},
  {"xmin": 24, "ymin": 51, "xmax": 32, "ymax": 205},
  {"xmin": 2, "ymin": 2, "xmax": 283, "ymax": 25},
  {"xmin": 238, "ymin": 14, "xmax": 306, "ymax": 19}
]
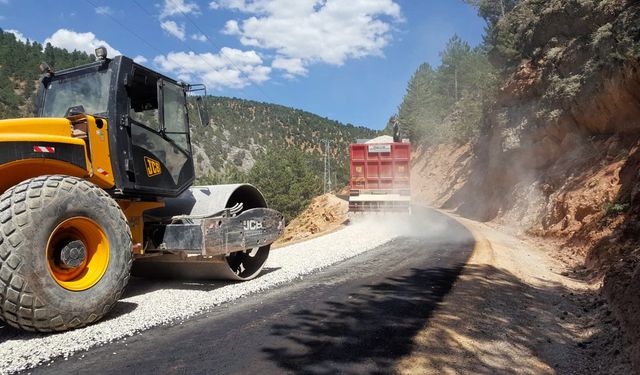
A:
[{"xmin": 0, "ymin": 47, "xmax": 284, "ymax": 332}]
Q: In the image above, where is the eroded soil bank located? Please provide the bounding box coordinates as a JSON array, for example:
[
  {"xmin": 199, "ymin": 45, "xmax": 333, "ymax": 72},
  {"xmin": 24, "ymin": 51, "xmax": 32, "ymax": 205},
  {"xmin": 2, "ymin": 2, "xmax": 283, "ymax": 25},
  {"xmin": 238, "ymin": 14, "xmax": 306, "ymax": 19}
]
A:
[{"xmin": 411, "ymin": 141, "xmax": 638, "ymax": 374}]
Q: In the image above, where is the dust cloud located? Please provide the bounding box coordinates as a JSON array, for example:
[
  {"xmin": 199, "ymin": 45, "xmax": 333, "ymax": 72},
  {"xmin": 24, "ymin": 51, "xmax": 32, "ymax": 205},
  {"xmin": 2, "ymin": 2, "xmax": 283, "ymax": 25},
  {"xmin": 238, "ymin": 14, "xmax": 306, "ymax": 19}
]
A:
[{"xmin": 348, "ymin": 207, "xmax": 475, "ymax": 246}]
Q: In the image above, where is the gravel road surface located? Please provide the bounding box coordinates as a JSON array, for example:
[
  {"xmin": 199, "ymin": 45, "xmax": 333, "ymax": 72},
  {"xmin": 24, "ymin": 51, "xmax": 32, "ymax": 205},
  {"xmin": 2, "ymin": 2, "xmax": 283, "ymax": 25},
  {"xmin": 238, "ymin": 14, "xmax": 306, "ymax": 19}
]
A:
[{"xmin": 1, "ymin": 207, "xmax": 474, "ymax": 374}]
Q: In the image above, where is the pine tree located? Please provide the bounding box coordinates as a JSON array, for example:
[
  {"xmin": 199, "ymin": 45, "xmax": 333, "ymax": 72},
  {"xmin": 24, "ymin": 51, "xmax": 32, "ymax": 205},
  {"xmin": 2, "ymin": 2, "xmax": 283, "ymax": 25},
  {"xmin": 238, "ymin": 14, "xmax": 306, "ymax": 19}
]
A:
[
  {"xmin": 397, "ymin": 35, "xmax": 498, "ymax": 145},
  {"xmin": 247, "ymin": 148, "xmax": 321, "ymax": 220}
]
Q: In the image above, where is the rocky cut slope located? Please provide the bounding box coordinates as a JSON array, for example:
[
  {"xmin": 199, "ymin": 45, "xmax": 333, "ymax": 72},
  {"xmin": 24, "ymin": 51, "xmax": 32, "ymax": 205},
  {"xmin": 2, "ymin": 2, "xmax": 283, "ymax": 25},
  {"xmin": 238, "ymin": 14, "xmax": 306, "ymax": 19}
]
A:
[
  {"xmin": 445, "ymin": 0, "xmax": 640, "ymax": 225},
  {"xmin": 411, "ymin": 0, "xmax": 640, "ymax": 370}
]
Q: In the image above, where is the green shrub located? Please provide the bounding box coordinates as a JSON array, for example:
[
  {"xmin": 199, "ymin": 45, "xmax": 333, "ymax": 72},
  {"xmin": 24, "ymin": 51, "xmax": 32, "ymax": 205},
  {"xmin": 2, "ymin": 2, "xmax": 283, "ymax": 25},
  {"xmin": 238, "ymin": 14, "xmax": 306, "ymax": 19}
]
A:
[
  {"xmin": 603, "ymin": 201, "xmax": 630, "ymax": 217},
  {"xmin": 247, "ymin": 148, "xmax": 321, "ymax": 221}
]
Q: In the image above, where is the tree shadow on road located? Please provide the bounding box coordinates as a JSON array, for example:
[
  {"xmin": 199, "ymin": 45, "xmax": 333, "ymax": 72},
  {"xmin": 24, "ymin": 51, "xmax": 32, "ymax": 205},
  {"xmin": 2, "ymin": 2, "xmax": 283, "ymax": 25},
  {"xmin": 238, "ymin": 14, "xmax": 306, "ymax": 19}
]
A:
[
  {"xmin": 262, "ymin": 265, "xmax": 465, "ymax": 375},
  {"xmin": 262, "ymin": 262, "xmax": 604, "ymax": 375},
  {"xmin": 398, "ymin": 264, "xmax": 591, "ymax": 375}
]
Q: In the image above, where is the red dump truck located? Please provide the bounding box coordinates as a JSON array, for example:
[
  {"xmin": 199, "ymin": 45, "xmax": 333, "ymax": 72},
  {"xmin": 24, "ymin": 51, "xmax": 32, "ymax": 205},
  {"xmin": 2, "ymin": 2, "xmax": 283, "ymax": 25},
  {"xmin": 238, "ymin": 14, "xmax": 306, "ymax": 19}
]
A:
[{"xmin": 349, "ymin": 137, "xmax": 411, "ymax": 213}]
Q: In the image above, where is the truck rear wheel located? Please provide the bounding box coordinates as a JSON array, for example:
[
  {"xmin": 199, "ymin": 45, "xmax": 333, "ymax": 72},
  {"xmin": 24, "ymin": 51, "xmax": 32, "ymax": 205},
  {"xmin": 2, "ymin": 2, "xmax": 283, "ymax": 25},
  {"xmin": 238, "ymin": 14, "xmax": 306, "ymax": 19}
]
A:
[{"xmin": 0, "ymin": 175, "xmax": 132, "ymax": 332}]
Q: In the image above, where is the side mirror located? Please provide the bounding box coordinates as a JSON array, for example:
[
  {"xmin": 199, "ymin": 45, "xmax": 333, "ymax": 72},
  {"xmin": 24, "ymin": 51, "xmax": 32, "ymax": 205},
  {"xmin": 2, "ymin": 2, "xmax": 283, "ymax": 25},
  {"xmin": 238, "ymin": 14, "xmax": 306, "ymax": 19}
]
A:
[{"xmin": 196, "ymin": 96, "xmax": 210, "ymax": 127}]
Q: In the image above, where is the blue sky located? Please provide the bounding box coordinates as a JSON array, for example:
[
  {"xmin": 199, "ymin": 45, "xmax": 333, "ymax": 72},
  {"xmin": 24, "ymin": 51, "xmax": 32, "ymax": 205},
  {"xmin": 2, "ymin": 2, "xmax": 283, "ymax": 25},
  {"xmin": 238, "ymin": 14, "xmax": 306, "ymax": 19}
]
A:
[{"xmin": 0, "ymin": 0, "xmax": 486, "ymax": 130}]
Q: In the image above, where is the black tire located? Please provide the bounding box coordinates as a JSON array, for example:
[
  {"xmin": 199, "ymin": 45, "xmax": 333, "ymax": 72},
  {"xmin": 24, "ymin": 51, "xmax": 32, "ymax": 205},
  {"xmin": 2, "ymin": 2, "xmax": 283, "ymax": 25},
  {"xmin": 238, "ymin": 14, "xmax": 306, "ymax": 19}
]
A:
[{"xmin": 0, "ymin": 175, "xmax": 132, "ymax": 332}]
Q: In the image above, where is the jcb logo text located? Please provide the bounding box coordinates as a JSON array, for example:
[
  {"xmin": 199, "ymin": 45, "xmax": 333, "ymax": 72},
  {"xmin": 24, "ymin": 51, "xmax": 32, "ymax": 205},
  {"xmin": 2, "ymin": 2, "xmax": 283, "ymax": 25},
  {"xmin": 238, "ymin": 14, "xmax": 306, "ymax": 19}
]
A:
[
  {"xmin": 144, "ymin": 157, "xmax": 162, "ymax": 177},
  {"xmin": 243, "ymin": 220, "xmax": 263, "ymax": 231}
]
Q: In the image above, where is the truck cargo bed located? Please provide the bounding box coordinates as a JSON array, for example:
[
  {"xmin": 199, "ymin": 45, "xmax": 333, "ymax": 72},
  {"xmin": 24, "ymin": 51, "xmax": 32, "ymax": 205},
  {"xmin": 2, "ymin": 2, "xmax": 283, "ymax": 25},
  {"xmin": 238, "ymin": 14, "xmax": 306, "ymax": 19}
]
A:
[{"xmin": 349, "ymin": 142, "xmax": 411, "ymax": 213}]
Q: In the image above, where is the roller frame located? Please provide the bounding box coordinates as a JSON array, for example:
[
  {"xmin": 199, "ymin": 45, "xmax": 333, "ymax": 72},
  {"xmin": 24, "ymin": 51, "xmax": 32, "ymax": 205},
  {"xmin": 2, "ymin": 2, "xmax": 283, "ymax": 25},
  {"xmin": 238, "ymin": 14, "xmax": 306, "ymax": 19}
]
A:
[
  {"xmin": 134, "ymin": 183, "xmax": 283, "ymax": 281},
  {"xmin": 153, "ymin": 207, "xmax": 284, "ymax": 256}
]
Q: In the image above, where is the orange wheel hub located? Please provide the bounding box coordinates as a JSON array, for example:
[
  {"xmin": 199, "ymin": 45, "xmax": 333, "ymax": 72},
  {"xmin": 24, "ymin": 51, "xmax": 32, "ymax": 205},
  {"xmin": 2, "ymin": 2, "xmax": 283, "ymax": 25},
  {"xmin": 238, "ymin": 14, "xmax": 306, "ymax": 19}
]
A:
[{"xmin": 46, "ymin": 217, "xmax": 110, "ymax": 291}]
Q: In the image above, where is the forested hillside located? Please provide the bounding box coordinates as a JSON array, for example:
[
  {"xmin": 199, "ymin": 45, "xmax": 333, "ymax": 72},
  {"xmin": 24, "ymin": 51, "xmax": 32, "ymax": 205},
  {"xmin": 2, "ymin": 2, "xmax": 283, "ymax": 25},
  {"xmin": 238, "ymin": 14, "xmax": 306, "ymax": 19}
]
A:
[
  {"xmin": 0, "ymin": 30, "xmax": 95, "ymax": 118},
  {"xmin": 189, "ymin": 96, "xmax": 378, "ymax": 182},
  {"xmin": 189, "ymin": 97, "xmax": 378, "ymax": 219},
  {"xmin": 398, "ymin": 35, "xmax": 497, "ymax": 144}
]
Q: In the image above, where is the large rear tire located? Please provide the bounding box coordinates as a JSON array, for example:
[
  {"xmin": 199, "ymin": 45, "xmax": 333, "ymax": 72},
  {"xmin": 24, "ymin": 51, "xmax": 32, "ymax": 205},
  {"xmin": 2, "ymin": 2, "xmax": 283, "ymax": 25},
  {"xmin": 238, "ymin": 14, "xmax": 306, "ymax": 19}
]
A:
[{"xmin": 0, "ymin": 175, "xmax": 132, "ymax": 332}]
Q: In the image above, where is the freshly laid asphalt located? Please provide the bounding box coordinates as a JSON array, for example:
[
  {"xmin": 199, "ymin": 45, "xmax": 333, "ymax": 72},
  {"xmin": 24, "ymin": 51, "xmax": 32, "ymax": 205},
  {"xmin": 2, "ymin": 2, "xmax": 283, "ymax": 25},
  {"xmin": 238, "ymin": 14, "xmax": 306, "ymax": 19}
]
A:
[{"xmin": 27, "ymin": 207, "xmax": 474, "ymax": 375}]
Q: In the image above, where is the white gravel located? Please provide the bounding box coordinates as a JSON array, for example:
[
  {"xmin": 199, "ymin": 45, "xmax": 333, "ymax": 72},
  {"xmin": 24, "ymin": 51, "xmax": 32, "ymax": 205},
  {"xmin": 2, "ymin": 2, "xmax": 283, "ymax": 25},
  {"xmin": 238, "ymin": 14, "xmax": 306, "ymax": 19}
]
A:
[{"xmin": 0, "ymin": 219, "xmax": 403, "ymax": 374}]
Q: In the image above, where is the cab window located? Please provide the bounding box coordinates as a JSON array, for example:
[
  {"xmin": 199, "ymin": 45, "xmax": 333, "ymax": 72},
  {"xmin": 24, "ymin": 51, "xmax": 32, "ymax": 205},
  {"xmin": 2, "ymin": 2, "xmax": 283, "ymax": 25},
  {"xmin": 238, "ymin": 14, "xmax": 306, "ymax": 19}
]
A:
[
  {"xmin": 161, "ymin": 81, "xmax": 189, "ymax": 152},
  {"xmin": 42, "ymin": 69, "xmax": 111, "ymax": 117},
  {"xmin": 128, "ymin": 69, "xmax": 161, "ymax": 131}
]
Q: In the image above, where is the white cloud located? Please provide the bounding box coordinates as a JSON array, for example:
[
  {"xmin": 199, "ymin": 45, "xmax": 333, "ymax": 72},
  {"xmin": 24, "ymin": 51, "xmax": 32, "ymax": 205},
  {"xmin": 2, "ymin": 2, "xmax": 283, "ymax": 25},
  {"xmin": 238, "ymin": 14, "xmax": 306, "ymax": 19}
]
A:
[
  {"xmin": 191, "ymin": 33, "xmax": 207, "ymax": 41},
  {"xmin": 44, "ymin": 29, "xmax": 122, "ymax": 57},
  {"xmin": 160, "ymin": 0, "xmax": 199, "ymax": 18},
  {"xmin": 5, "ymin": 29, "xmax": 26, "ymax": 43},
  {"xmin": 222, "ymin": 20, "xmax": 240, "ymax": 35},
  {"xmin": 161, "ymin": 20, "xmax": 186, "ymax": 40},
  {"xmin": 133, "ymin": 55, "xmax": 148, "ymax": 64},
  {"xmin": 272, "ymin": 56, "xmax": 306, "ymax": 78},
  {"xmin": 95, "ymin": 6, "xmax": 112, "ymax": 15},
  {"xmin": 154, "ymin": 47, "xmax": 271, "ymax": 89},
  {"xmin": 214, "ymin": 0, "xmax": 402, "ymax": 77}
]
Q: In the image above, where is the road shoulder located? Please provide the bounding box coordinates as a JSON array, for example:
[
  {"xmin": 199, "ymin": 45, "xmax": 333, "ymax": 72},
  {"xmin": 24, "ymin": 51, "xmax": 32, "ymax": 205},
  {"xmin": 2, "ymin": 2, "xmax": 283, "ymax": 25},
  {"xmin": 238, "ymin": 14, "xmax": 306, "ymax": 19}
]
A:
[{"xmin": 395, "ymin": 212, "xmax": 631, "ymax": 374}]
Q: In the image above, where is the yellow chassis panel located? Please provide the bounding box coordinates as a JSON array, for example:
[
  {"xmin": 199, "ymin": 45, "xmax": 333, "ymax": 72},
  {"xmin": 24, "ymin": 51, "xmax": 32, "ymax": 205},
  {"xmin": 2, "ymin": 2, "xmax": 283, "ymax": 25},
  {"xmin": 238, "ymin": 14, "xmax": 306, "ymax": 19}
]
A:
[
  {"xmin": 118, "ymin": 200, "xmax": 165, "ymax": 254},
  {"xmin": 0, "ymin": 116, "xmax": 115, "ymax": 192}
]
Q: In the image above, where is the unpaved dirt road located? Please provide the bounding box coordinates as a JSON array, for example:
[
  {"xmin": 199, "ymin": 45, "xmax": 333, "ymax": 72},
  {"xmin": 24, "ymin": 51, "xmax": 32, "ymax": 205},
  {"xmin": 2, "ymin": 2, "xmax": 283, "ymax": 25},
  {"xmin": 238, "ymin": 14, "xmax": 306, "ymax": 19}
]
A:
[{"xmin": 19, "ymin": 207, "xmax": 475, "ymax": 375}]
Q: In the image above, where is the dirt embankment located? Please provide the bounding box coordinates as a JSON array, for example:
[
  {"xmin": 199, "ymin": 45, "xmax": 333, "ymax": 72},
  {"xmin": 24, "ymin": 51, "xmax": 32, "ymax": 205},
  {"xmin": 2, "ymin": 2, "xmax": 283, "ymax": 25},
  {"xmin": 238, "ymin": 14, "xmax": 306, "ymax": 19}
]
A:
[
  {"xmin": 412, "ymin": 0, "xmax": 640, "ymax": 371},
  {"xmin": 273, "ymin": 193, "xmax": 348, "ymax": 248}
]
